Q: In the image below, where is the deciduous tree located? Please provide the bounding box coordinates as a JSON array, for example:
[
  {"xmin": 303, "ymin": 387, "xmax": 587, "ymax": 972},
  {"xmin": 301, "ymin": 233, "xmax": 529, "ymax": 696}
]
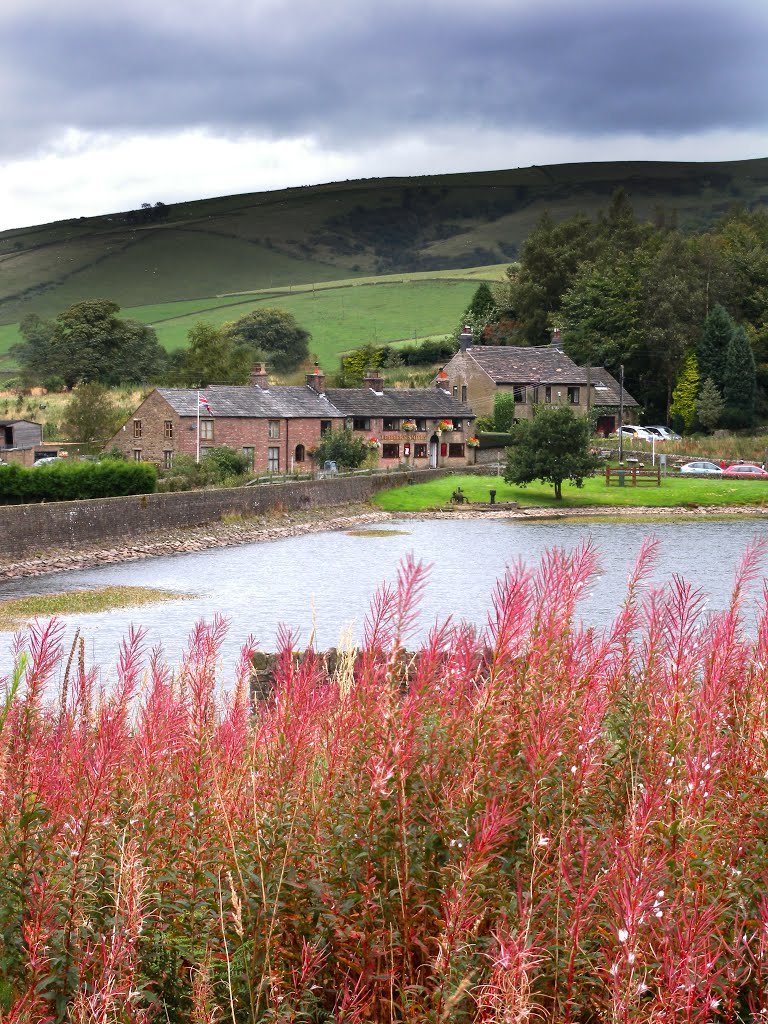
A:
[
  {"xmin": 178, "ymin": 322, "xmax": 252, "ymax": 386},
  {"xmin": 13, "ymin": 300, "xmax": 166, "ymax": 388},
  {"xmin": 224, "ymin": 308, "xmax": 310, "ymax": 373},
  {"xmin": 504, "ymin": 406, "xmax": 599, "ymax": 500},
  {"xmin": 62, "ymin": 382, "xmax": 122, "ymax": 451}
]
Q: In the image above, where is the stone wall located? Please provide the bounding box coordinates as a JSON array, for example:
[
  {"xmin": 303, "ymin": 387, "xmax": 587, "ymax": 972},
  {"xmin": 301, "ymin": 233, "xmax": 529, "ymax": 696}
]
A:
[{"xmin": 1, "ymin": 467, "xmax": 488, "ymax": 557}]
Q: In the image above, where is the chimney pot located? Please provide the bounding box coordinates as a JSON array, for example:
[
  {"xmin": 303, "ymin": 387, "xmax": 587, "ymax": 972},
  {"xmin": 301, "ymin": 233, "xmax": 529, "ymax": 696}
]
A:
[
  {"xmin": 363, "ymin": 367, "xmax": 384, "ymax": 392},
  {"xmin": 250, "ymin": 362, "xmax": 269, "ymax": 387},
  {"xmin": 306, "ymin": 364, "xmax": 326, "ymax": 393}
]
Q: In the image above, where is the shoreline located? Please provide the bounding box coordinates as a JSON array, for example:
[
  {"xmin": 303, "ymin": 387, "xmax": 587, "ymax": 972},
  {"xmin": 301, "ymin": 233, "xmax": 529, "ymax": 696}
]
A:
[{"xmin": 1, "ymin": 501, "xmax": 766, "ymax": 582}]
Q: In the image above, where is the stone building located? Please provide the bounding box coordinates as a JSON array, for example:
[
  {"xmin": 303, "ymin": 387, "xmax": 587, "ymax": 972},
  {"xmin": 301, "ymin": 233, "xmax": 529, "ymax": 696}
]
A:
[
  {"xmin": 109, "ymin": 364, "xmax": 476, "ymax": 472},
  {"xmin": 438, "ymin": 328, "xmax": 637, "ymax": 436}
]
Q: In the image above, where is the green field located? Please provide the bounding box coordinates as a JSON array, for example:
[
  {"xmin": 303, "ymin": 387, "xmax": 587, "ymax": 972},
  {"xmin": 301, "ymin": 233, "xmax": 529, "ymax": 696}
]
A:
[
  {"xmin": 373, "ymin": 473, "xmax": 768, "ymax": 511},
  {"xmin": 0, "ymin": 267, "xmax": 506, "ymax": 373},
  {"xmin": 3, "ymin": 158, "xmax": 768, "ymax": 328}
]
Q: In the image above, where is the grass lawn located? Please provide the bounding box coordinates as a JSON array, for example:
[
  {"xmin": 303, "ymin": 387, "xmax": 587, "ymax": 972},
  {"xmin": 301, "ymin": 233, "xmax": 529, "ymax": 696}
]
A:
[
  {"xmin": 0, "ymin": 586, "xmax": 190, "ymax": 632},
  {"xmin": 372, "ymin": 473, "xmax": 768, "ymax": 512}
]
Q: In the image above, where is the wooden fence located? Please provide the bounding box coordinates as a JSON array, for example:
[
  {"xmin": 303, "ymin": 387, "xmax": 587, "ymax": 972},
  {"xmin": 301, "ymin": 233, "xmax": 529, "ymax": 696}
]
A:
[{"xmin": 605, "ymin": 464, "xmax": 661, "ymax": 487}]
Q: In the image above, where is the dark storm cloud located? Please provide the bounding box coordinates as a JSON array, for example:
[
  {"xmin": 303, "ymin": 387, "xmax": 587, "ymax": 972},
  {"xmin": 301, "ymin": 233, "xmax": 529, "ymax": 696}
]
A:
[{"xmin": 2, "ymin": 0, "xmax": 767, "ymax": 160}]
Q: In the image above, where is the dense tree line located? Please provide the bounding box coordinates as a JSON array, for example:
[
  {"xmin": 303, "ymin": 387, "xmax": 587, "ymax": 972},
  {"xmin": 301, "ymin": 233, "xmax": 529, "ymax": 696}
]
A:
[{"xmin": 467, "ymin": 192, "xmax": 768, "ymax": 425}]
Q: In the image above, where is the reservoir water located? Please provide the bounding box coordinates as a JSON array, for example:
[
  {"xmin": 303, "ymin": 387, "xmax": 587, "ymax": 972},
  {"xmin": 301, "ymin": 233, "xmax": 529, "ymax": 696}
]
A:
[{"xmin": 2, "ymin": 516, "xmax": 766, "ymax": 683}]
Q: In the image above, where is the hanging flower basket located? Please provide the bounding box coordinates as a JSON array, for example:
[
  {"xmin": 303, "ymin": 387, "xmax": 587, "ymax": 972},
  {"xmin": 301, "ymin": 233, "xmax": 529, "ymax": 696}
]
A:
[
  {"xmin": 466, "ymin": 436, "xmax": 481, "ymax": 448},
  {"xmin": 401, "ymin": 419, "xmax": 417, "ymax": 432},
  {"xmin": 366, "ymin": 436, "xmax": 381, "ymax": 450},
  {"xmin": 436, "ymin": 419, "xmax": 454, "ymax": 433}
]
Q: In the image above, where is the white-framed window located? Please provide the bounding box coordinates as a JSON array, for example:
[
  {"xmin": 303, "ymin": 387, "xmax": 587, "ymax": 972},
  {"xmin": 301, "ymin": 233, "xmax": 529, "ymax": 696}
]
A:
[
  {"xmin": 268, "ymin": 419, "xmax": 280, "ymax": 439},
  {"xmin": 242, "ymin": 447, "xmax": 254, "ymax": 468},
  {"xmin": 163, "ymin": 450, "xmax": 173, "ymax": 469},
  {"xmin": 567, "ymin": 387, "xmax": 580, "ymax": 405},
  {"xmin": 133, "ymin": 449, "xmax": 143, "ymax": 461},
  {"xmin": 268, "ymin": 447, "xmax": 280, "ymax": 472}
]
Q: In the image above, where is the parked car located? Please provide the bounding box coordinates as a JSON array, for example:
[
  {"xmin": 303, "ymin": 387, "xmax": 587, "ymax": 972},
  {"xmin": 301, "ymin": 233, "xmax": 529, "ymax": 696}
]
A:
[
  {"xmin": 679, "ymin": 461, "xmax": 723, "ymax": 476},
  {"xmin": 645, "ymin": 426, "xmax": 682, "ymax": 441},
  {"xmin": 615, "ymin": 425, "xmax": 654, "ymax": 442},
  {"xmin": 32, "ymin": 456, "xmax": 64, "ymax": 466},
  {"xmin": 723, "ymin": 463, "xmax": 768, "ymax": 478}
]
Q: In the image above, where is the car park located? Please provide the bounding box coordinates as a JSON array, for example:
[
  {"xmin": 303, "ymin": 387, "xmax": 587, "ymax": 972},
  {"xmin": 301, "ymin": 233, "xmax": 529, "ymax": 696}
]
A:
[
  {"xmin": 615, "ymin": 425, "xmax": 654, "ymax": 442},
  {"xmin": 722, "ymin": 463, "xmax": 768, "ymax": 478},
  {"xmin": 645, "ymin": 426, "xmax": 682, "ymax": 441},
  {"xmin": 679, "ymin": 461, "xmax": 723, "ymax": 476}
]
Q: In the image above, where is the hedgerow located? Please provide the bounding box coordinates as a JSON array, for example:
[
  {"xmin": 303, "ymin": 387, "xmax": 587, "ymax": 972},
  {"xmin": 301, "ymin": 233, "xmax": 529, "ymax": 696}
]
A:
[
  {"xmin": 3, "ymin": 542, "xmax": 768, "ymax": 1021},
  {"xmin": 0, "ymin": 460, "xmax": 157, "ymax": 503}
]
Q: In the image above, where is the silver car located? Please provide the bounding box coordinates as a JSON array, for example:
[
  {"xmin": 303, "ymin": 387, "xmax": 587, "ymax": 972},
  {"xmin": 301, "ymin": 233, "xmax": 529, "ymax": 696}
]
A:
[
  {"xmin": 679, "ymin": 461, "xmax": 723, "ymax": 476},
  {"xmin": 646, "ymin": 426, "xmax": 682, "ymax": 441}
]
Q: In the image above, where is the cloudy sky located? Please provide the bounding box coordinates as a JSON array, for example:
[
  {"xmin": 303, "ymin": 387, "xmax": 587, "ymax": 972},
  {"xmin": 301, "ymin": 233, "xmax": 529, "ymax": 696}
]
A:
[{"xmin": 2, "ymin": 0, "xmax": 768, "ymax": 231}]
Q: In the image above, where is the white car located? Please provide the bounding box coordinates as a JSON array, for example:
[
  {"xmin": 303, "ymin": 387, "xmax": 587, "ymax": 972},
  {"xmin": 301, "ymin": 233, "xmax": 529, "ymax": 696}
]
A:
[
  {"xmin": 645, "ymin": 426, "xmax": 682, "ymax": 442},
  {"xmin": 616, "ymin": 425, "xmax": 654, "ymax": 442},
  {"xmin": 679, "ymin": 461, "xmax": 723, "ymax": 476}
]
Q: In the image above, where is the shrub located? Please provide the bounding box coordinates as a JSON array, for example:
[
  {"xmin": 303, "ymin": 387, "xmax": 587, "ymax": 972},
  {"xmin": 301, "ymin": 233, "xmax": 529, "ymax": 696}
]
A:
[
  {"xmin": 0, "ymin": 460, "xmax": 156, "ymax": 503},
  {"xmin": 310, "ymin": 427, "xmax": 369, "ymax": 469}
]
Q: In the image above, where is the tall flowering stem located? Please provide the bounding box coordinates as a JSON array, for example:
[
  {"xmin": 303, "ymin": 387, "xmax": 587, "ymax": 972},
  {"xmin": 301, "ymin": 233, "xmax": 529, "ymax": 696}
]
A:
[{"xmin": 0, "ymin": 544, "xmax": 767, "ymax": 1021}]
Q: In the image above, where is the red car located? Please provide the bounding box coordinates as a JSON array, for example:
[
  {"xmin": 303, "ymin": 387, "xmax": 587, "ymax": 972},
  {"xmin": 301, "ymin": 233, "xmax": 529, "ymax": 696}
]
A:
[{"xmin": 722, "ymin": 463, "xmax": 768, "ymax": 479}]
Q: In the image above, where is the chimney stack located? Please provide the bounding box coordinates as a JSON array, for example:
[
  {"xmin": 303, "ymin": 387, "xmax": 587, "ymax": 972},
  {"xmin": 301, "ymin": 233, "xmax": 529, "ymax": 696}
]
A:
[
  {"xmin": 250, "ymin": 362, "xmax": 269, "ymax": 387},
  {"xmin": 363, "ymin": 367, "xmax": 384, "ymax": 392},
  {"xmin": 306, "ymin": 363, "xmax": 326, "ymax": 393},
  {"xmin": 550, "ymin": 328, "xmax": 563, "ymax": 350},
  {"xmin": 459, "ymin": 324, "xmax": 473, "ymax": 351},
  {"xmin": 435, "ymin": 370, "xmax": 450, "ymax": 392}
]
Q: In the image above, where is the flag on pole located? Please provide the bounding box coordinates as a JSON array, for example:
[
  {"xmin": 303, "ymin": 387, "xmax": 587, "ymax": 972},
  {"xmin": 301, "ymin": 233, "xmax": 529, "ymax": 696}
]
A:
[{"xmin": 199, "ymin": 394, "xmax": 213, "ymax": 415}]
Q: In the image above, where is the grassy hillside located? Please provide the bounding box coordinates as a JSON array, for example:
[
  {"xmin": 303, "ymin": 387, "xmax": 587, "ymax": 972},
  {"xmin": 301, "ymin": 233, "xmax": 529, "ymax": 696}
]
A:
[
  {"xmin": 0, "ymin": 268, "xmax": 506, "ymax": 376},
  {"xmin": 2, "ymin": 159, "xmax": 767, "ymax": 327}
]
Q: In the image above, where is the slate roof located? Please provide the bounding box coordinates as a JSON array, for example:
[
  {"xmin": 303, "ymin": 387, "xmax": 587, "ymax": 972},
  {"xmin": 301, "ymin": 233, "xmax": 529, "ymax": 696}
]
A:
[
  {"xmin": 325, "ymin": 388, "xmax": 473, "ymax": 418},
  {"xmin": 157, "ymin": 386, "xmax": 340, "ymax": 419},
  {"xmin": 466, "ymin": 345, "xmax": 589, "ymax": 384},
  {"xmin": 157, "ymin": 385, "xmax": 474, "ymax": 420},
  {"xmin": 590, "ymin": 368, "xmax": 639, "ymax": 408},
  {"xmin": 458, "ymin": 346, "xmax": 638, "ymax": 406}
]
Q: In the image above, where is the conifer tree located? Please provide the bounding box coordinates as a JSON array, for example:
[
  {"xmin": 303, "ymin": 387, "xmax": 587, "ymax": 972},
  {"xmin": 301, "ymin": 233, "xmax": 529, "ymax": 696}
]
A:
[
  {"xmin": 696, "ymin": 377, "xmax": 724, "ymax": 433},
  {"xmin": 669, "ymin": 350, "xmax": 700, "ymax": 433},
  {"xmin": 697, "ymin": 304, "xmax": 733, "ymax": 393},
  {"xmin": 723, "ymin": 325, "xmax": 757, "ymax": 428}
]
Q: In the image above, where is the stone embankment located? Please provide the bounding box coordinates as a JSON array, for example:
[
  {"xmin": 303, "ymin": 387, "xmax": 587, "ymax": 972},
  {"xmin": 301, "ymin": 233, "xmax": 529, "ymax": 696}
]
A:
[{"xmin": 0, "ymin": 506, "xmax": 392, "ymax": 581}]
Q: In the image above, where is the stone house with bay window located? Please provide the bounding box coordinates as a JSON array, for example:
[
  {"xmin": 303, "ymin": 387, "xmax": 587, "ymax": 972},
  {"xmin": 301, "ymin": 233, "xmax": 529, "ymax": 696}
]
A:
[
  {"xmin": 110, "ymin": 364, "xmax": 476, "ymax": 472},
  {"xmin": 438, "ymin": 328, "xmax": 638, "ymax": 436}
]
